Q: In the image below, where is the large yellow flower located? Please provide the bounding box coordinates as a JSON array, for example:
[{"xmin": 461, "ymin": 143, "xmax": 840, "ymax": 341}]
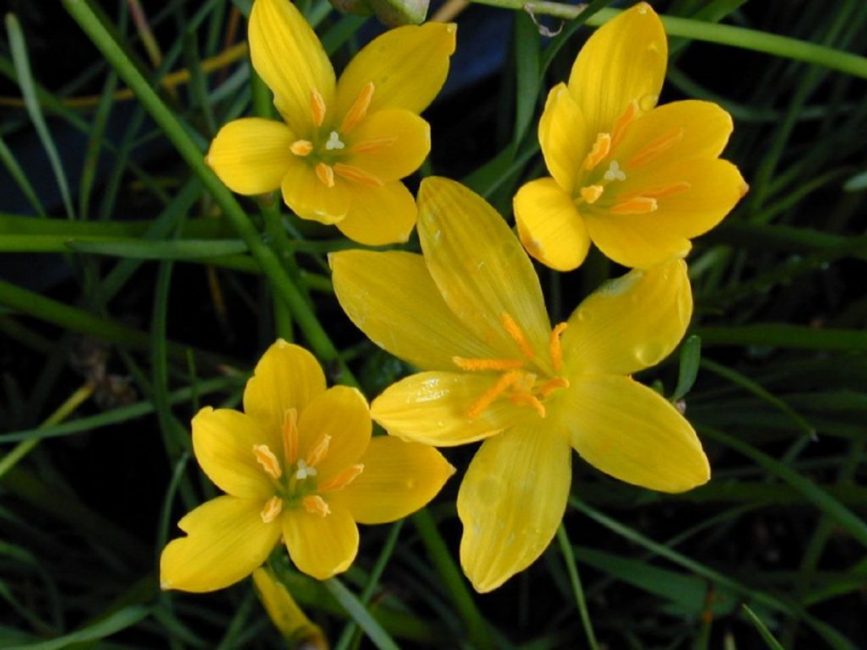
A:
[
  {"xmin": 206, "ymin": 0, "xmax": 456, "ymax": 245},
  {"xmin": 332, "ymin": 178, "xmax": 709, "ymax": 592},
  {"xmin": 514, "ymin": 2, "xmax": 747, "ymax": 271},
  {"xmin": 160, "ymin": 340, "xmax": 454, "ymax": 592}
]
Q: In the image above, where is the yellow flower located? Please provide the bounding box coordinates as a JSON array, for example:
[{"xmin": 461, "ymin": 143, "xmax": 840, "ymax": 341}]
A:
[
  {"xmin": 514, "ymin": 2, "xmax": 748, "ymax": 271},
  {"xmin": 206, "ymin": 0, "xmax": 456, "ymax": 245},
  {"xmin": 160, "ymin": 340, "xmax": 454, "ymax": 592},
  {"xmin": 331, "ymin": 177, "xmax": 709, "ymax": 592}
]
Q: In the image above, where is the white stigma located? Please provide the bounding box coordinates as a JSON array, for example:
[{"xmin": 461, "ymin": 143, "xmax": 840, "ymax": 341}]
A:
[
  {"xmin": 325, "ymin": 130, "xmax": 345, "ymax": 151},
  {"xmin": 295, "ymin": 459, "xmax": 318, "ymax": 480},
  {"xmin": 603, "ymin": 160, "xmax": 626, "ymax": 182}
]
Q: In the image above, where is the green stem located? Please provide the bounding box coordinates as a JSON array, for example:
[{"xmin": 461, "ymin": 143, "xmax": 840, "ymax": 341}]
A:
[
  {"xmin": 62, "ymin": 0, "xmax": 353, "ymax": 382},
  {"xmin": 556, "ymin": 526, "xmax": 599, "ymax": 650},
  {"xmin": 324, "ymin": 578, "xmax": 400, "ymax": 650}
]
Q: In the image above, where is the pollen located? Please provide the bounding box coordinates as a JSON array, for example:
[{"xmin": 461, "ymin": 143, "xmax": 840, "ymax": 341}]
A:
[
  {"xmin": 549, "ymin": 322, "xmax": 568, "ymax": 372},
  {"xmin": 310, "ymin": 88, "xmax": 327, "ymax": 127},
  {"xmin": 253, "ymin": 444, "xmax": 282, "ymax": 479},
  {"xmin": 320, "ymin": 464, "xmax": 365, "ymax": 492},
  {"xmin": 500, "ymin": 313, "xmax": 536, "ymax": 360},
  {"xmin": 583, "ymin": 132, "xmax": 612, "ymax": 171},
  {"xmin": 315, "ymin": 162, "xmax": 335, "ymax": 188},
  {"xmin": 467, "ymin": 370, "xmax": 521, "ymax": 420},
  {"xmin": 290, "ymin": 139, "xmax": 313, "ymax": 156},
  {"xmin": 579, "ymin": 184, "xmax": 604, "ymax": 205},
  {"xmin": 333, "ymin": 163, "xmax": 383, "ymax": 188},
  {"xmin": 302, "ymin": 495, "xmax": 331, "ymax": 517},
  {"xmin": 306, "ymin": 434, "xmax": 332, "ymax": 468},
  {"xmin": 340, "ymin": 81, "xmax": 375, "ymax": 134},
  {"xmin": 452, "ymin": 356, "xmax": 524, "ymax": 371},
  {"xmin": 260, "ymin": 496, "xmax": 283, "ymax": 523},
  {"xmin": 610, "ymin": 197, "xmax": 658, "ymax": 215},
  {"xmin": 627, "ymin": 127, "xmax": 684, "ymax": 168}
]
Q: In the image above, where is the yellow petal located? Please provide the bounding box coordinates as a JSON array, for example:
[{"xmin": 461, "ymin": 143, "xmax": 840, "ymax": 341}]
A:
[
  {"xmin": 514, "ymin": 177, "xmax": 590, "ymax": 272},
  {"xmin": 297, "ymin": 386, "xmax": 370, "ymax": 481},
  {"xmin": 281, "ymin": 159, "xmax": 351, "ymax": 224},
  {"xmin": 372, "ymin": 371, "xmax": 531, "ymax": 446},
  {"xmin": 345, "ymin": 109, "xmax": 430, "ymax": 182},
  {"xmin": 335, "ymin": 181, "xmax": 416, "ymax": 246},
  {"xmin": 331, "ymin": 250, "xmax": 498, "ymax": 370},
  {"xmin": 243, "ymin": 340, "xmax": 327, "ymax": 436},
  {"xmin": 538, "ymin": 83, "xmax": 589, "ymax": 194},
  {"xmin": 249, "ymin": 0, "xmax": 335, "ymax": 134},
  {"xmin": 563, "ymin": 375, "xmax": 710, "ymax": 492},
  {"xmin": 417, "ymin": 177, "xmax": 551, "ymax": 362},
  {"xmin": 191, "ymin": 407, "xmax": 278, "ymax": 498},
  {"xmin": 206, "ymin": 118, "xmax": 295, "ymax": 195},
  {"xmin": 616, "ymin": 100, "xmax": 733, "ymax": 172},
  {"xmin": 331, "ymin": 437, "xmax": 454, "ymax": 524},
  {"xmin": 160, "ymin": 495, "xmax": 281, "ymax": 592},
  {"xmin": 458, "ymin": 425, "xmax": 571, "ymax": 593},
  {"xmin": 582, "ymin": 207, "xmax": 690, "ymax": 269},
  {"xmin": 335, "ymin": 23, "xmax": 456, "ymax": 118},
  {"xmin": 562, "ymin": 259, "xmax": 692, "ymax": 376},
  {"xmin": 568, "ymin": 3, "xmax": 667, "ymax": 136},
  {"xmin": 282, "ymin": 503, "xmax": 358, "ymax": 579}
]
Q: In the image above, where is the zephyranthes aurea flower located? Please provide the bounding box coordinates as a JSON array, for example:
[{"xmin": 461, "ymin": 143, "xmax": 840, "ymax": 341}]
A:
[
  {"xmin": 206, "ymin": 0, "xmax": 455, "ymax": 245},
  {"xmin": 331, "ymin": 178, "xmax": 709, "ymax": 592},
  {"xmin": 514, "ymin": 2, "xmax": 748, "ymax": 271},
  {"xmin": 160, "ymin": 340, "xmax": 454, "ymax": 591}
]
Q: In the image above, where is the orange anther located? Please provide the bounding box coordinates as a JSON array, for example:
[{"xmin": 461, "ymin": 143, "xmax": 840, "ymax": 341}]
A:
[
  {"xmin": 311, "ymin": 89, "xmax": 327, "ymax": 127},
  {"xmin": 509, "ymin": 392, "xmax": 547, "ymax": 418},
  {"xmin": 635, "ymin": 181, "xmax": 692, "ymax": 200},
  {"xmin": 627, "ymin": 127, "xmax": 684, "ymax": 168},
  {"xmin": 611, "ymin": 100, "xmax": 639, "ymax": 149},
  {"xmin": 610, "ymin": 197, "xmax": 658, "ymax": 215},
  {"xmin": 549, "ymin": 322, "xmax": 568, "ymax": 372},
  {"xmin": 320, "ymin": 464, "xmax": 365, "ymax": 492},
  {"xmin": 340, "ymin": 81, "xmax": 375, "ymax": 133},
  {"xmin": 583, "ymin": 132, "xmax": 612, "ymax": 171},
  {"xmin": 253, "ymin": 444, "xmax": 282, "ymax": 479},
  {"xmin": 282, "ymin": 408, "xmax": 299, "ymax": 465},
  {"xmin": 333, "ymin": 163, "xmax": 383, "ymax": 188},
  {"xmin": 579, "ymin": 184, "xmax": 604, "ymax": 205},
  {"xmin": 452, "ymin": 356, "xmax": 525, "ymax": 372},
  {"xmin": 260, "ymin": 496, "xmax": 283, "ymax": 523},
  {"xmin": 500, "ymin": 313, "xmax": 536, "ymax": 360},
  {"xmin": 290, "ymin": 139, "xmax": 313, "ymax": 156},
  {"xmin": 467, "ymin": 371, "xmax": 521, "ymax": 420},
  {"xmin": 315, "ymin": 162, "xmax": 335, "ymax": 188},
  {"xmin": 538, "ymin": 376, "xmax": 570, "ymax": 398},
  {"xmin": 302, "ymin": 495, "xmax": 331, "ymax": 517},
  {"xmin": 306, "ymin": 434, "xmax": 332, "ymax": 468},
  {"xmin": 350, "ymin": 136, "xmax": 397, "ymax": 154}
]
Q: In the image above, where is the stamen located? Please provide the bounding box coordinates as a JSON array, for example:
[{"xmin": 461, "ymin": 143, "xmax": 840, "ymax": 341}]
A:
[
  {"xmin": 611, "ymin": 100, "xmax": 639, "ymax": 149},
  {"xmin": 290, "ymin": 139, "xmax": 313, "ymax": 156},
  {"xmin": 627, "ymin": 127, "xmax": 684, "ymax": 169},
  {"xmin": 253, "ymin": 444, "xmax": 282, "ymax": 479},
  {"xmin": 500, "ymin": 313, "xmax": 536, "ymax": 360},
  {"xmin": 579, "ymin": 185, "xmax": 604, "ymax": 205},
  {"xmin": 467, "ymin": 370, "xmax": 521, "ymax": 420},
  {"xmin": 310, "ymin": 89, "xmax": 327, "ymax": 127},
  {"xmin": 509, "ymin": 393, "xmax": 546, "ymax": 418},
  {"xmin": 583, "ymin": 132, "xmax": 611, "ymax": 171},
  {"xmin": 603, "ymin": 160, "xmax": 626, "ymax": 182},
  {"xmin": 295, "ymin": 458, "xmax": 318, "ymax": 480},
  {"xmin": 320, "ymin": 464, "xmax": 364, "ymax": 492},
  {"xmin": 306, "ymin": 434, "xmax": 332, "ymax": 468},
  {"xmin": 340, "ymin": 81, "xmax": 375, "ymax": 134},
  {"xmin": 324, "ymin": 130, "xmax": 345, "ymax": 151},
  {"xmin": 282, "ymin": 408, "xmax": 299, "ymax": 465},
  {"xmin": 538, "ymin": 376, "xmax": 570, "ymax": 398},
  {"xmin": 315, "ymin": 162, "xmax": 335, "ymax": 188},
  {"xmin": 302, "ymin": 495, "xmax": 331, "ymax": 517},
  {"xmin": 634, "ymin": 181, "xmax": 692, "ymax": 200},
  {"xmin": 260, "ymin": 496, "xmax": 283, "ymax": 523},
  {"xmin": 610, "ymin": 197, "xmax": 659, "ymax": 215},
  {"xmin": 549, "ymin": 322, "xmax": 568, "ymax": 372},
  {"xmin": 350, "ymin": 136, "xmax": 397, "ymax": 154},
  {"xmin": 452, "ymin": 356, "xmax": 524, "ymax": 372},
  {"xmin": 333, "ymin": 163, "xmax": 383, "ymax": 188}
]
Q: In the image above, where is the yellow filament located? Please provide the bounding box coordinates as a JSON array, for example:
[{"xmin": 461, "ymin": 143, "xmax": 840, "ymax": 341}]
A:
[
  {"xmin": 340, "ymin": 81, "xmax": 375, "ymax": 133},
  {"xmin": 333, "ymin": 163, "xmax": 383, "ymax": 188},
  {"xmin": 282, "ymin": 408, "xmax": 299, "ymax": 465},
  {"xmin": 253, "ymin": 444, "xmax": 282, "ymax": 479},
  {"xmin": 290, "ymin": 139, "xmax": 313, "ymax": 156},
  {"xmin": 452, "ymin": 356, "xmax": 524, "ymax": 372},
  {"xmin": 350, "ymin": 136, "xmax": 397, "ymax": 154},
  {"xmin": 467, "ymin": 371, "xmax": 521, "ymax": 420},
  {"xmin": 500, "ymin": 313, "xmax": 536, "ymax": 360},
  {"xmin": 306, "ymin": 434, "xmax": 332, "ymax": 468},
  {"xmin": 509, "ymin": 392, "xmax": 547, "ymax": 418},
  {"xmin": 549, "ymin": 322, "xmax": 568, "ymax": 372},
  {"xmin": 611, "ymin": 100, "xmax": 639, "ymax": 149},
  {"xmin": 320, "ymin": 464, "xmax": 365, "ymax": 492},
  {"xmin": 627, "ymin": 127, "xmax": 684, "ymax": 168},
  {"xmin": 302, "ymin": 495, "xmax": 331, "ymax": 517},
  {"xmin": 260, "ymin": 496, "xmax": 283, "ymax": 523},
  {"xmin": 315, "ymin": 162, "xmax": 335, "ymax": 188},
  {"xmin": 583, "ymin": 132, "xmax": 611, "ymax": 171},
  {"xmin": 579, "ymin": 184, "xmax": 604, "ymax": 205},
  {"xmin": 538, "ymin": 376, "xmax": 570, "ymax": 398},
  {"xmin": 310, "ymin": 89, "xmax": 327, "ymax": 127},
  {"xmin": 610, "ymin": 197, "xmax": 658, "ymax": 215}
]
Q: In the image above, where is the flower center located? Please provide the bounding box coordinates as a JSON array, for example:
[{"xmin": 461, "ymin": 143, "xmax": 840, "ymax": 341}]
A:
[
  {"xmin": 453, "ymin": 314, "xmax": 569, "ymax": 419},
  {"xmin": 287, "ymin": 83, "xmax": 396, "ymax": 190},
  {"xmin": 251, "ymin": 408, "xmax": 364, "ymax": 523},
  {"xmin": 574, "ymin": 100, "xmax": 691, "ymax": 215}
]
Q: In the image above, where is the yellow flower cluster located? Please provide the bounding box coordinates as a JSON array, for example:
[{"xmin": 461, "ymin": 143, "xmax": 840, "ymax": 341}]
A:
[{"xmin": 162, "ymin": 0, "xmax": 745, "ymax": 598}]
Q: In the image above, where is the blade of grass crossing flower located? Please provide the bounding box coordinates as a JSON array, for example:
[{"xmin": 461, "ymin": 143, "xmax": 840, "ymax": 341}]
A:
[
  {"xmin": 5, "ymin": 14, "xmax": 75, "ymax": 219},
  {"xmin": 512, "ymin": 13, "xmax": 541, "ymax": 148},
  {"xmin": 672, "ymin": 335, "xmax": 701, "ymax": 401},
  {"xmin": 5, "ymin": 605, "xmax": 149, "ymax": 650},
  {"xmin": 556, "ymin": 526, "xmax": 599, "ymax": 650},
  {"xmin": 742, "ymin": 605, "xmax": 785, "ymax": 650},
  {"xmin": 324, "ymin": 578, "xmax": 399, "ymax": 650},
  {"xmin": 0, "ymin": 135, "xmax": 45, "ymax": 215}
]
